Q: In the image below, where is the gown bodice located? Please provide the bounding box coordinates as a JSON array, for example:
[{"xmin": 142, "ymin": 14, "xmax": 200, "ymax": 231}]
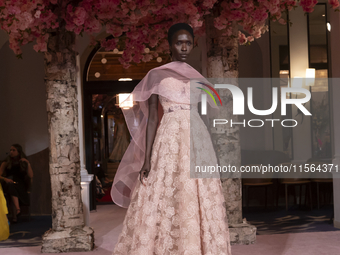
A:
[{"xmin": 158, "ymin": 77, "xmax": 201, "ymax": 114}]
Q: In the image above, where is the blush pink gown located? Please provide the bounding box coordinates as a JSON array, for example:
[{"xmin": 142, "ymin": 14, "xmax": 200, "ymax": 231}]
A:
[{"xmin": 113, "ymin": 77, "xmax": 231, "ymax": 255}]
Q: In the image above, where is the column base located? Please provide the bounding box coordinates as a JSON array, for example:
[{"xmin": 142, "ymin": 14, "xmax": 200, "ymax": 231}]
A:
[
  {"xmin": 229, "ymin": 222, "xmax": 257, "ymax": 245},
  {"xmin": 41, "ymin": 226, "xmax": 94, "ymax": 253}
]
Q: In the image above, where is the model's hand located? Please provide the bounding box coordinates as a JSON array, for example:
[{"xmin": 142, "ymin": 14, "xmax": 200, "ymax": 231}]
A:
[
  {"xmin": 20, "ymin": 158, "xmax": 29, "ymax": 164},
  {"xmin": 139, "ymin": 162, "xmax": 150, "ymax": 186},
  {"xmin": 4, "ymin": 178, "xmax": 14, "ymax": 184}
]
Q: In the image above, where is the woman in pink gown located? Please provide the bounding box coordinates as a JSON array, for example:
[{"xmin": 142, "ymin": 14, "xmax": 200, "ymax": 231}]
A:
[{"xmin": 111, "ymin": 23, "xmax": 231, "ymax": 255}]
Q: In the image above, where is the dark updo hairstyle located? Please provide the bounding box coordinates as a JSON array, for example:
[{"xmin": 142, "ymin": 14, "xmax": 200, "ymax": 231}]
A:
[{"xmin": 167, "ymin": 23, "xmax": 195, "ymax": 47}]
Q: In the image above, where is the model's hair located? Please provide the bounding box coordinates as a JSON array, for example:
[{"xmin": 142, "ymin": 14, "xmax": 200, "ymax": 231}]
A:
[
  {"xmin": 167, "ymin": 23, "xmax": 194, "ymax": 47},
  {"xmin": 3, "ymin": 143, "xmax": 28, "ymax": 172},
  {"xmin": 11, "ymin": 144, "xmax": 27, "ymax": 159}
]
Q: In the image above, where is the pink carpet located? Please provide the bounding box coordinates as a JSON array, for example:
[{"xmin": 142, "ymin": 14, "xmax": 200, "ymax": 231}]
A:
[{"xmin": 1, "ymin": 204, "xmax": 340, "ymax": 255}]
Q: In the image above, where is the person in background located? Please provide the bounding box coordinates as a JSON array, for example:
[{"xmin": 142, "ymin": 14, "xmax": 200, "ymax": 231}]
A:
[
  {"xmin": 108, "ymin": 109, "xmax": 131, "ymax": 163},
  {"xmin": 0, "ymin": 144, "xmax": 33, "ymax": 223},
  {"xmin": 0, "ymin": 182, "xmax": 9, "ymax": 241}
]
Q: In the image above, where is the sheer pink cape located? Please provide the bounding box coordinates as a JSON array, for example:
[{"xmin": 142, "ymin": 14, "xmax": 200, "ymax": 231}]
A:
[{"xmin": 110, "ymin": 61, "xmax": 218, "ymax": 208}]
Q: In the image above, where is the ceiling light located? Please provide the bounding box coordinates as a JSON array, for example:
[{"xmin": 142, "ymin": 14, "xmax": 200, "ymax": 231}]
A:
[
  {"xmin": 95, "ymin": 72, "xmax": 101, "ymax": 78},
  {"xmin": 117, "ymin": 93, "xmax": 133, "ymax": 109},
  {"xmin": 118, "ymin": 78, "xmax": 133, "ymax": 81},
  {"xmin": 327, "ymin": 22, "xmax": 331, "ymax": 32},
  {"xmin": 101, "ymin": 57, "xmax": 107, "ymax": 64},
  {"xmin": 157, "ymin": 57, "xmax": 162, "ymax": 63}
]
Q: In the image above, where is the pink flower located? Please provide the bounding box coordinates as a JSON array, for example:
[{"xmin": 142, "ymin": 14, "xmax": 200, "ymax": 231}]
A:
[
  {"xmin": 142, "ymin": 54, "xmax": 153, "ymax": 62},
  {"xmin": 278, "ymin": 18, "xmax": 287, "ymax": 25},
  {"xmin": 8, "ymin": 5, "xmax": 21, "ymax": 15},
  {"xmin": 73, "ymin": 7, "xmax": 87, "ymax": 26},
  {"xmin": 33, "ymin": 42, "xmax": 47, "ymax": 52},
  {"xmin": 106, "ymin": 23, "xmax": 123, "ymax": 37},
  {"xmin": 247, "ymin": 36, "xmax": 254, "ymax": 42},
  {"xmin": 230, "ymin": 2, "xmax": 242, "ymax": 9},
  {"xmin": 85, "ymin": 18, "xmax": 101, "ymax": 33},
  {"xmin": 329, "ymin": 0, "xmax": 340, "ymax": 8},
  {"xmin": 96, "ymin": 0, "xmax": 120, "ymax": 20},
  {"xmin": 33, "ymin": 34, "xmax": 49, "ymax": 52},
  {"xmin": 252, "ymin": 8, "xmax": 268, "ymax": 22},
  {"xmin": 222, "ymin": 26, "xmax": 233, "ymax": 36},
  {"xmin": 214, "ymin": 16, "xmax": 227, "ymax": 30},
  {"xmin": 238, "ymin": 31, "xmax": 247, "ymax": 45},
  {"xmin": 243, "ymin": 1, "xmax": 254, "ymax": 13},
  {"xmin": 101, "ymin": 38, "xmax": 117, "ymax": 51},
  {"xmin": 34, "ymin": 10, "xmax": 41, "ymax": 19},
  {"xmin": 300, "ymin": 0, "xmax": 318, "ymax": 12},
  {"xmin": 202, "ymin": 0, "xmax": 217, "ymax": 9}
]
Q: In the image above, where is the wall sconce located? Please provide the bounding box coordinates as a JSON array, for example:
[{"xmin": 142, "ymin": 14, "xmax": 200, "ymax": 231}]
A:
[
  {"xmin": 306, "ymin": 68, "xmax": 315, "ymax": 86},
  {"xmin": 117, "ymin": 93, "xmax": 133, "ymax": 109},
  {"xmin": 327, "ymin": 22, "xmax": 331, "ymax": 32},
  {"xmin": 118, "ymin": 78, "xmax": 133, "ymax": 81}
]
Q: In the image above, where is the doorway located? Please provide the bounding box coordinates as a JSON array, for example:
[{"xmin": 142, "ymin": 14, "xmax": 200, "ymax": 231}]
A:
[{"xmin": 83, "ymin": 44, "xmax": 168, "ymax": 210}]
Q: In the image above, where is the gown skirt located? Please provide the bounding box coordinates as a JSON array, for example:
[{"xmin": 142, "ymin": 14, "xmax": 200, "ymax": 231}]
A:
[{"xmin": 113, "ymin": 100, "xmax": 231, "ymax": 255}]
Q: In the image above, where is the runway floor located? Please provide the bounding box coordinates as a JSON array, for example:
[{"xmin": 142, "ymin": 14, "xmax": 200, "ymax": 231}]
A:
[{"xmin": 1, "ymin": 204, "xmax": 340, "ymax": 255}]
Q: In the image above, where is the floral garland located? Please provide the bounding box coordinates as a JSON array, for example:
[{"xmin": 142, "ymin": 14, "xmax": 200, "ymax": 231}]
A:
[{"xmin": 0, "ymin": 0, "xmax": 339, "ymax": 68}]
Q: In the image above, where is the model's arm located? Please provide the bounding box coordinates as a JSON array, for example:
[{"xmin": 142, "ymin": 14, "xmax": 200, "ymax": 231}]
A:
[
  {"xmin": 139, "ymin": 94, "xmax": 159, "ymax": 184},
  {"xmin": 20, "ymin": 158, "xmax": 33, "ymax": 179},
  {"xmin": 27, "ymin": 161, "xmax": 34, "ymax": 179},
  {"xmin": 0, "ymin": 161, "xmax": 13, "ymax": 183}
]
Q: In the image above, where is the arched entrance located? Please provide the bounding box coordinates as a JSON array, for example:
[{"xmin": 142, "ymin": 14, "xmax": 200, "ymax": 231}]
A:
[{"xmin": 82, "ymin": 44, "xmax": 169, "ymax": 210}]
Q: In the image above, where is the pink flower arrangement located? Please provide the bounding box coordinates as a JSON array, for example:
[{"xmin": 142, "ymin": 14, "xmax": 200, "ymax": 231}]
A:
[{"xmin": 0, "ymin": 0, "xmax": 339, "ymax": 67}]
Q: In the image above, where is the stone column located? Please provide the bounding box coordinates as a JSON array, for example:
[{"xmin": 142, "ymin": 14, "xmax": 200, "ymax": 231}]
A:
[
  {"xmin": 205, "ymin": 15, "xmax": 256, "ymax": 245},
  {"xmin": 41, "ymin": 31, "xmax": 94, "ymax": 253}
]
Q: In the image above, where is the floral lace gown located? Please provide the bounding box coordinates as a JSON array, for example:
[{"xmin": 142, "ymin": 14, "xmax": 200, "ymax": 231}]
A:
[{"xmin": 113, "ymin": 77, "xmax": 231, "ymax": 255}]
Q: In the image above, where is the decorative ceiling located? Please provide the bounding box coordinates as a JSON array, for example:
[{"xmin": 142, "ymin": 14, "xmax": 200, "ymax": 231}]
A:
[{"xmin": 87, "ymin": 48, "xmax": 170, "ymax": 81}]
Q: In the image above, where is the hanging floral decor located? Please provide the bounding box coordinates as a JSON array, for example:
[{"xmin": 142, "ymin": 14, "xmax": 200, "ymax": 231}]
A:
[{"xmin": 0, "ymin": 0, "xmax": 338, "ymax": 68}]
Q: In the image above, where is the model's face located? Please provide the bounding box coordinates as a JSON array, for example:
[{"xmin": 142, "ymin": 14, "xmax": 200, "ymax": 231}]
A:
[
  {"xmin": 170, "ymin": 30, "xmax": 193, "ymax": 62},
  {"xmin": 10, "ymin": 146, "xmax": 19, "ymax": 157}
]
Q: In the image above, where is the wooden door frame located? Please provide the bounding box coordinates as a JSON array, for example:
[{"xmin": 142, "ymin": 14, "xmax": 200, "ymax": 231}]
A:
[{"xmin": 83, "ymin": 46, "xmax": 139, "ymax": 210}]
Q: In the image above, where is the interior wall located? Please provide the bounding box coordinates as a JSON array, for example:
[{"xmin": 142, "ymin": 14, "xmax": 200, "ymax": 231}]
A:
[
  {"xmin": 0, "ymin": 41, "xmax": 49, "ymax": 158},
  {"xmin": 238, "ymin": 32, "xmax": 272, "ymax": 151}
]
